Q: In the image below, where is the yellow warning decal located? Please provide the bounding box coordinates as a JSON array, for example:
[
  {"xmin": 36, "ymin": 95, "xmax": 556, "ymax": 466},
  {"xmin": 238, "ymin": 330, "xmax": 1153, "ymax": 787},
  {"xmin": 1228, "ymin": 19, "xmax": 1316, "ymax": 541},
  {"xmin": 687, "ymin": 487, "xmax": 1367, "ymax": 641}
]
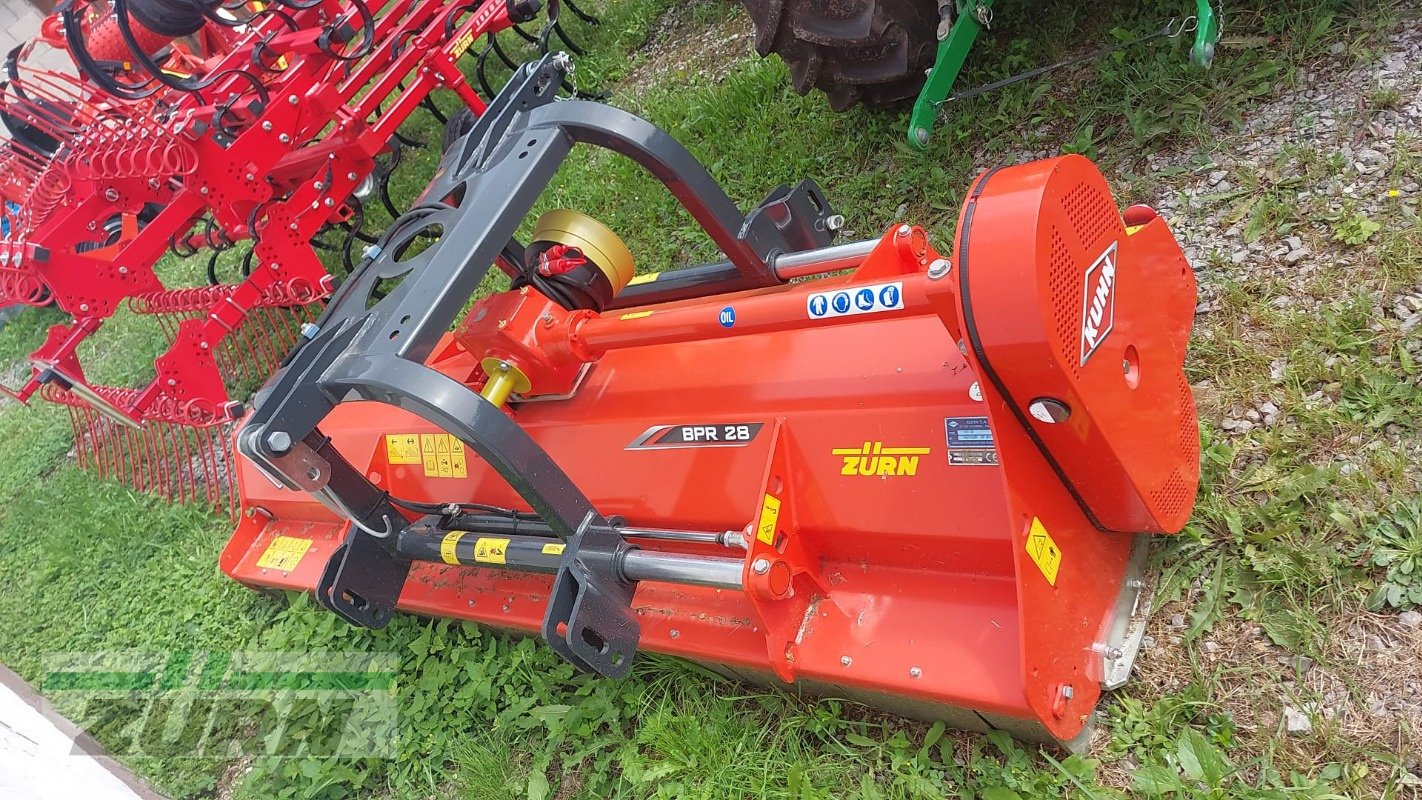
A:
[
  {"xmin": 541, "ymin": 543, "xmax": 566, "ymax": 556},
  {"xmin": 256, "ymin": 536, "xmax": 312, "ymax": 572},
  {"xmin": 440, "ymin": 531, "xmax": 466, "ymax": 565},
  {"xmin": 1025, "ymin": 517, "xmax": 1062, "ymax": 586},
  {"xmin": 756, "ymin": 494, "xmax": 782, "ymax": 546},
  {"xmin": 385, "ymin": 434, "xmax": 422, "ymax": 465},
  {"xmin": 627, "ymin": 272, "xmax": 661, "ymax": 286},
  {"xmin": 1124, "ymin": 224, "xmax": 1146, "ymax": 235},
  {"xmin": 474, "ymin": 537, "xmax": 510, "ymax": 565},
  {"xmin": 402, "ymin": 432, "xmax": 468, "ymax": 478},
  {"xmin": 619, "ymin": 310, "xmax": 655, "ymax": 320}
]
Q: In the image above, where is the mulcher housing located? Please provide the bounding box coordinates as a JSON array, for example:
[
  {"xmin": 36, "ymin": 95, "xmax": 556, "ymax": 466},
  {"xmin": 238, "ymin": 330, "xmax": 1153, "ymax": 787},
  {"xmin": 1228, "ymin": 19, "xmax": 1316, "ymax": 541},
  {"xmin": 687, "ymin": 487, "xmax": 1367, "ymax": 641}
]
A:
[{"xmin": 223, "ymin": 56, "xmax": 1199, "ymax": 745}]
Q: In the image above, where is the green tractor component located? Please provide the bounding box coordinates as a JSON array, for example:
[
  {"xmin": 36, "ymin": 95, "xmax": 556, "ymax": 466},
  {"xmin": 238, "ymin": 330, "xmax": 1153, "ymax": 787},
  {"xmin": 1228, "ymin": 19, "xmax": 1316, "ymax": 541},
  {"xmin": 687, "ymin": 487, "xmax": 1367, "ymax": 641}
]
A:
[{"xmin": 740, "ymin": 0, "xmax": 1224, "ymax": 150}]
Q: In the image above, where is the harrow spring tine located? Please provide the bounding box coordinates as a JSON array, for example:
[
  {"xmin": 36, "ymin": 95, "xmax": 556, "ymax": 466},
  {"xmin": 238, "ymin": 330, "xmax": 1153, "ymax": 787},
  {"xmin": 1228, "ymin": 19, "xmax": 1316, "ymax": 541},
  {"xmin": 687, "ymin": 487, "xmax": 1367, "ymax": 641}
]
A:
[
  {"xmin": 96, "ymin": 418, "xmax": 117, "ymax": 482},
  {"xmin": 198, "ymin": 426, "xmax": 222, "ymax": 510},
  {"xmin": 561, "ymin": 0, "xmax": 598, "ymax": 24},
  {"xmin": 510, "ymin": 22, "xmax": 539, "ymax": 45},
  {"xmin": 151, "ymin": 422, "xmax": 172, "ymax": 503},
  {"xmin": 137, "ymin": 424, "xmax": 160, "ymax": 494},
  {"xmin": 67, "ymin": 406, "xmax": 89, "ymax": 471},
  {"xmin": 178, "ymin": 424, "xmax": 197, "ymax": 506},
  {"xmin": 475, "ymin": 38, "xmax": 501, "ymax": 100},
  {"xmin": 206, "ymin": 249, "xmax": 224, "ymax": 286},
  {"xmin": 166, "ymin": 424, "xmax": 189, "ymax": 506},
  {"xmin": 491, "ymin": 30, "xmax": 523, "ymax": 71},
  {"xmin": 124, "ymin": 424, "xmax": 144, "ymax": 492},
  {"xmin": 419, "ymin": 96, "xmax": 447, "ymax": 125}
]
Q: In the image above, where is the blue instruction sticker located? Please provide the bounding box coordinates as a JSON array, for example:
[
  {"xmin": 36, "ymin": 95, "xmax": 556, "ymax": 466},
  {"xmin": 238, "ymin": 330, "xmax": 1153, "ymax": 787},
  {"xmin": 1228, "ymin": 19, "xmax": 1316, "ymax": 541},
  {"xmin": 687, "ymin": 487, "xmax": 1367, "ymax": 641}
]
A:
[{"xmin": 807, "ymin": 282, "xmax": 906, "ymax": 320}]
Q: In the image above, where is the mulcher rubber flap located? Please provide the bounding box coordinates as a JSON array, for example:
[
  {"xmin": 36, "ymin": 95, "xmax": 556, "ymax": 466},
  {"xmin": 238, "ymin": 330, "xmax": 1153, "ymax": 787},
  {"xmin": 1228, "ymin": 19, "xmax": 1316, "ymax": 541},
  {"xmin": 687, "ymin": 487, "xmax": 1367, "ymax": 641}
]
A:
[{"xmin": 954, "ymin": 155, "xmax": 1199, "ymax": 534}]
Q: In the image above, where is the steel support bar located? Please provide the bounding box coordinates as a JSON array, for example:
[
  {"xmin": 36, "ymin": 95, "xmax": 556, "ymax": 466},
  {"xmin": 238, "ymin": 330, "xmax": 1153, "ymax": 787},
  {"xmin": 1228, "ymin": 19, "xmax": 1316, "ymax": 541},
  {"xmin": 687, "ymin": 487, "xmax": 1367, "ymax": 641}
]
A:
[{"xmin": 574, "ymin": 273, "xmax": 932, "ymax": 355}]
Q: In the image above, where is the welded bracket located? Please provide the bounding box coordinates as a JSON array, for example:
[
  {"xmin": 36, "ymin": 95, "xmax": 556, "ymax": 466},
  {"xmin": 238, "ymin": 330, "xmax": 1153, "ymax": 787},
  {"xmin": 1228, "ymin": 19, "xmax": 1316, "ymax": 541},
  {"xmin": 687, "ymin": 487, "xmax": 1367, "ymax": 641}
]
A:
[
  {"xmin": 908, "ymin": 0, "xmax": 992, "ymax": 150},
  {"xmin": 543, "ymin": 513, "xmax": 639, "ymax": 677}
]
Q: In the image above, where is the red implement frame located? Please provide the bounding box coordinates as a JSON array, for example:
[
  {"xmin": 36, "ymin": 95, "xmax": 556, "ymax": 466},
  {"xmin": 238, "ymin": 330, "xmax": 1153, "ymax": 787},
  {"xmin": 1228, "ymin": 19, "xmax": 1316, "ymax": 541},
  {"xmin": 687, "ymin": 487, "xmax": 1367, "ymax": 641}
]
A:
[
  {"xmin": 222, "ymin": 155, "xmax": 1199, "ymax": 743},
  {"xmin": 0, "ymin": 0, "xmax": 562, "ymax": 513}
]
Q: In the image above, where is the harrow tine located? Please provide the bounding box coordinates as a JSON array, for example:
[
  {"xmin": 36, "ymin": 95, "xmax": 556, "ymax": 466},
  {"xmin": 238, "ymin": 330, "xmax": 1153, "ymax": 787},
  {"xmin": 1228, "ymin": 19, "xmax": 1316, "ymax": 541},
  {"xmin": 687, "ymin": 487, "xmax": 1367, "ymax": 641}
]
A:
[
  {"xmin": 538, "ymin": 3, "xmax": 586, "ymax": 58},
  {"xmin": 510, "ymin": 22, "xmax": 539, "ymax": 45},
  {"xmin": 561, "ymin": 0, "xmax": 599, "ymax": 25},
  {"xmin": 475, "ymin": 38, "xmax": 501, "ymax": 97}
]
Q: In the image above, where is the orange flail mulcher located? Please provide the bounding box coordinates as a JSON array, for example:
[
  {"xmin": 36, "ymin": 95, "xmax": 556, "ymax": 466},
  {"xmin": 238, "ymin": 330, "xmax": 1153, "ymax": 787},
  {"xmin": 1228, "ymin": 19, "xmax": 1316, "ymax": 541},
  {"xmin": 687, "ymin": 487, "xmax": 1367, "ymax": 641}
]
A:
[{"xmin": 222, "ymin": 56, "xmax": 1199, "ymax": 747}]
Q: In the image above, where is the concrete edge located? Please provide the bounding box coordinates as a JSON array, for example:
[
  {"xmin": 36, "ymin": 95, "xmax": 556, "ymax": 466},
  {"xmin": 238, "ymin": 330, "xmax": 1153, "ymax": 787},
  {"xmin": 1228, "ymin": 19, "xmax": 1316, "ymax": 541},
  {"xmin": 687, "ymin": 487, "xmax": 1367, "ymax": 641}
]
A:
[{"xmin": 0, "ymin": 663, "xmax": 169, "ymax": 800}]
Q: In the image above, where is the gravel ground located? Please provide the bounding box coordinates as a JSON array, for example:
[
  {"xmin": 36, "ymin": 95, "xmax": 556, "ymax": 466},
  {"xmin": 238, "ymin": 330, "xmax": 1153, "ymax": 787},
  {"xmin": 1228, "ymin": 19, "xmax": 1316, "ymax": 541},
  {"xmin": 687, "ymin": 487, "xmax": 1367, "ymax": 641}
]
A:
[{"xmin": 1108, "ymin": 15, "xmax": 1422, "ymax": 786}]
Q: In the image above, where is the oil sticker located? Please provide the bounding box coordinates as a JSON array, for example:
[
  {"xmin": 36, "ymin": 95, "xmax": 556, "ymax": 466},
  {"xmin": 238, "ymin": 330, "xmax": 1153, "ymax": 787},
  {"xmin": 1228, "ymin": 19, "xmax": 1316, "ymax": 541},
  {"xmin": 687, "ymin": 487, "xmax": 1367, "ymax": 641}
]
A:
[
  {"xmin": 256, "ymin": 536, "xmax": 312, "ymax": 572},
  {"xmin": 406, "ymin": 433, "xmax": 467, "ymax": 478},
  {"xmin": 385, "ymin": 434, "xmax": 422, "ymax": 465},
  {"xmin": 757, "ymin": 494, "xmax": 782, "ymax": 546},
  {"xmin": 474, "ymin": 537, "xmax": 510, "ymax": 565},
  {"xmin": 440, "ymin": 531, "xmax": 466, "ymax": 565},
  {"xmin": 1025, "ymin": 517, "xmax": 1062, "ymax": 586},
  {"xmin": 541, "ymin": 543, "xmax": 566, "ymax": 556}
]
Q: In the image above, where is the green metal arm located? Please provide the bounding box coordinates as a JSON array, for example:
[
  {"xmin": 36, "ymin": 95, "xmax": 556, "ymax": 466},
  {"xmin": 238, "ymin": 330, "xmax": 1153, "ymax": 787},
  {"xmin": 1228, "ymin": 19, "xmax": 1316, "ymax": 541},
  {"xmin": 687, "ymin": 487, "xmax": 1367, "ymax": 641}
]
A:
[
  {"xmin": 906, "ymin": 0, "xmax": 1221, "ymax": 150},
  {"xmin": 1192, "ymin": 0, "xmax": 1221, "ymax": 67},
  {"xmin": 907, "ymin": 0, "xmax": 990, "ymax": 150}
]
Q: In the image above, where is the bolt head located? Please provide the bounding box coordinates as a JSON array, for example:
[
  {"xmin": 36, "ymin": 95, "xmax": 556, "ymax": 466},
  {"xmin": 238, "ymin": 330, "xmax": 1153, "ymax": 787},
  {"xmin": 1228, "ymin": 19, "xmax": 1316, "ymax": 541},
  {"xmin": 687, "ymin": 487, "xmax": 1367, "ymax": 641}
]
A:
[
  {"xmin": 840, "ymin": 656, "xmax": 852, "ymax": 667},
  {"xmin": 261, "ymin": 121, "xmax": 273, "ymax": 131},
  {"xmin": 914, "ymin": 128, "xmax": 930, "ymax": 146},
  {"xmin": 897, "ymin": 224, "xmax": 912, "ymax": 237},
  {"xmin": 266, "ymin": 430, "xmax": 293, "ymax": 453},
  {"xmin": 752, "ymin": 557, "xmax": 771, "ymax": 575},
  {"xmin": 910, "ymin": 666, "xmax": 922, "ymax": 678},
  {"xmin": 927, "ymin": 258, "xmax": 952, "ymax": 279}
]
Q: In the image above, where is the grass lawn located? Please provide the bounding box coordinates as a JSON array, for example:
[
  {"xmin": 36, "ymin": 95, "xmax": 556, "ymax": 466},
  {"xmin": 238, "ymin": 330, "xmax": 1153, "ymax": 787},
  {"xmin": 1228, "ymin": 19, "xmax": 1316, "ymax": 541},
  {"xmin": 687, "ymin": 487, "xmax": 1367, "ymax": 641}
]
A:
[{"xmin": 0, "ymin": 0, "xmax": 1419, "ymax": 797}]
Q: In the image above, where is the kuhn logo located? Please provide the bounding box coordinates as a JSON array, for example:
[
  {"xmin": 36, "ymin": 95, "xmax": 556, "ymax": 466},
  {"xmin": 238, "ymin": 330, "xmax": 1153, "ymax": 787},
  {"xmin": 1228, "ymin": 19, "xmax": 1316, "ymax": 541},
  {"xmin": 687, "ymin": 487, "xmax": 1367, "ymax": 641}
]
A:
[{"xmin": 1079, "ymin": 242, "xmax": 1118, "ymax": 365}]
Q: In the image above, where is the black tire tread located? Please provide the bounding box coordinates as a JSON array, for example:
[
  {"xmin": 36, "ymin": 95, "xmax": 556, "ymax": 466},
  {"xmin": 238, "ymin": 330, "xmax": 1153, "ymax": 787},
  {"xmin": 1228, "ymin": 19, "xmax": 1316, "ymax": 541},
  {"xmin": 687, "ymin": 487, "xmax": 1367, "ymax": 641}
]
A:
[{"xmin": 740, "ymin": 0, "xmax": 938, "ymax": 111}]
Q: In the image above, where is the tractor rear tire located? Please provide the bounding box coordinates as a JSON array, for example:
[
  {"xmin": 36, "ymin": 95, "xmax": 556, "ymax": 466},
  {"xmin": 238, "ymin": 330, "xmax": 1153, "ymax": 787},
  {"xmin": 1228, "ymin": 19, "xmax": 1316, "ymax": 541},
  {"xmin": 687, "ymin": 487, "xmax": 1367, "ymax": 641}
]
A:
[{"xmin": 740, "ymin": 0, "xmax": 940, "ymax": 111}]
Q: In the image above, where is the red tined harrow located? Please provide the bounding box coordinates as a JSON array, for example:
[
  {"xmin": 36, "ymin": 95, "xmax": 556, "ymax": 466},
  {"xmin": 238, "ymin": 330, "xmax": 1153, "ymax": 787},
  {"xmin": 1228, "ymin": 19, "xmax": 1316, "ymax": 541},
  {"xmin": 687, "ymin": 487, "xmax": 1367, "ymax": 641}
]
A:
[{"xmin": 0, "ymin": 0, "xmax": 598, "ymax": 515}]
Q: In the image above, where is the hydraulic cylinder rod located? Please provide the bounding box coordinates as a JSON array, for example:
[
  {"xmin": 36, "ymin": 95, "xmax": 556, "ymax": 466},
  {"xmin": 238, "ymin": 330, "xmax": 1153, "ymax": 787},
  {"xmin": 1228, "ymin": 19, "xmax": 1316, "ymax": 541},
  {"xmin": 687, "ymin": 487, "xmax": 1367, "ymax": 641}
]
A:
[{"xmin": 396, "ymin": 527, "xmax": 746, "ymax": 590}]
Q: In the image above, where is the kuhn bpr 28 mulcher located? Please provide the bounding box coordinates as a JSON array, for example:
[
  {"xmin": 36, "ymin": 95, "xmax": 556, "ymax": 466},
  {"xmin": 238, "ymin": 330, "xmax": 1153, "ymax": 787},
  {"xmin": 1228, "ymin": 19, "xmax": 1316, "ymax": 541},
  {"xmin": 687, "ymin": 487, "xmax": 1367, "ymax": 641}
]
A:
[{"xmin": 224, "ymin": 56, "xmax": 1200, "ymax": 744}]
